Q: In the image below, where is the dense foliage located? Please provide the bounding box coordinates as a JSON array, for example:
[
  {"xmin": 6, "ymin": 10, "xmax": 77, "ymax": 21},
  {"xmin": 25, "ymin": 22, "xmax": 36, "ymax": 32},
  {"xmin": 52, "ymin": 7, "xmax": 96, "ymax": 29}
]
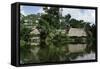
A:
[{"xmin": 20, "ymin": 7, "xmax": 96, "ymax": 64}]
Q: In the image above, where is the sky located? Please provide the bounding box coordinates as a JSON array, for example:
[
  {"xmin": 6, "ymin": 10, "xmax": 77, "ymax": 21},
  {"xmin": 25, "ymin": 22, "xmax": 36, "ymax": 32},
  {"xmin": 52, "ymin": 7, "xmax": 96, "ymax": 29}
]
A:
[
  {"xmin": 20, "ymin": 5, "xmax": 95, "ymax": 24},
  {"xmin": 62, "ymin": 8, "xmax": 95, "ymax": 24},
  {"xmin": 20, "ymin": 5, "xmax": 44, "ymax": 15}
]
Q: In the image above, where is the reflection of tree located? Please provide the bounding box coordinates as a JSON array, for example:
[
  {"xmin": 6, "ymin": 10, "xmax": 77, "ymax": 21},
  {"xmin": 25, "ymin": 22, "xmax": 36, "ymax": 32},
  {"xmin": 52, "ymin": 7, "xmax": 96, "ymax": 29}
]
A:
[
  {"xmin": 90, "ymin": 24, "xmax": 96, "ymax": 52},
  {"xmin": 85, "ymin": 24, "xmax": 96, "ymax": 53},
  {"xmin": 37, "ymin": 7, "xmax": 69, "ymax": 62},
  {"xmin": 65, "ymin": 52, "xmax": 84, "ymax": 60}
]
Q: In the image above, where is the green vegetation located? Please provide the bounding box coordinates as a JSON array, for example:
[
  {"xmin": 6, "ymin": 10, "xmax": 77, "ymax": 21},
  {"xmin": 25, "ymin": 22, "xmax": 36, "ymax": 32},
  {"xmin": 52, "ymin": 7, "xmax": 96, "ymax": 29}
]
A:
[{"xmin": 20, "ymin": 7, "xmax": 96, "ymax": 64}]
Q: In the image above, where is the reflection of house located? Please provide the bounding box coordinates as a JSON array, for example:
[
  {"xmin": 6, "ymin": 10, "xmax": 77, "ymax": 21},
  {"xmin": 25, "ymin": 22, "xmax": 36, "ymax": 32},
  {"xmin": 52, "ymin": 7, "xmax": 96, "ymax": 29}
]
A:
[
  {"xmin": 68, "ymin": 28, "xmax": 87, "ymax": 43},
  {"xmin": 67, "ymin": 28, "xmax": 87, "ymax": 53},
  {"xmin": 68, "ymin": 44, "xmax": 86, "ymax": 53}
]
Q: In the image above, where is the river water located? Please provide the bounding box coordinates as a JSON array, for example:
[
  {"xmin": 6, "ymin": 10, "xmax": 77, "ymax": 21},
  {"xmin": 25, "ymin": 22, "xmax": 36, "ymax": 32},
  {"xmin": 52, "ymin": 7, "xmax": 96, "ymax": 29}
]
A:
[{"xmin": 65, "ymin": 44, "xmax": 95, "ymax": 61}]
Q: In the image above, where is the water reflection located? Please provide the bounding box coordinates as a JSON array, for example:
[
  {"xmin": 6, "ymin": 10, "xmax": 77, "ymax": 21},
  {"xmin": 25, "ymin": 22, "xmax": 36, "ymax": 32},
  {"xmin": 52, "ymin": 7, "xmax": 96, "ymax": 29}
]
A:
[
  {"xmin": 37, "ymin": 42, "xmax": 96, "ymax": 62},
  {"xmin": 20, "ymin": 39, "xmax": 96, "ymax": 64},
  {"xmin": 72, "ymin": 52, "xmax": 95, "ymax": 61},
  {"xmin": 68, "ymin": 44, "xmax": 86, "ymax": 53},
  {"xmin": 65, "ymin": 43, "xmax": 95, "ymax": 61}
]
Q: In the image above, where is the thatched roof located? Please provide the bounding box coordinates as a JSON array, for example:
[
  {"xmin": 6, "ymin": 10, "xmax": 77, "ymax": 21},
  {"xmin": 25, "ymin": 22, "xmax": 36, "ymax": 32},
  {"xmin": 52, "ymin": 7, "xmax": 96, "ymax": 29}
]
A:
[
  {"xmin": 68, "ymin": 28, "xmax": 87, "ymax": 37},
  {"xmin": 30, "ymin": 27, "xmax": 40, "ymax": 35}
]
